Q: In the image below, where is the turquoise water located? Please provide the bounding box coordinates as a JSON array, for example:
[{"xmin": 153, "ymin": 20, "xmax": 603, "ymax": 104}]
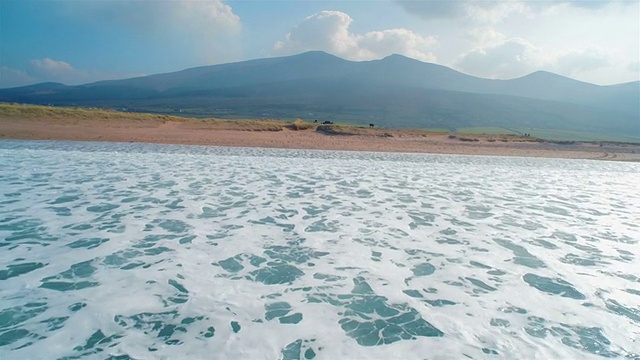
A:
[{"xmin": 0, "ymin": 140, "xmax": 639, "ymax": 359}]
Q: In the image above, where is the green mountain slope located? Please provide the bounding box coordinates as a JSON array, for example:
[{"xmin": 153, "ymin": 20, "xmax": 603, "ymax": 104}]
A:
[{"xmin": 0, "ymin": 51, "xmax": 637, "ymax": 138}]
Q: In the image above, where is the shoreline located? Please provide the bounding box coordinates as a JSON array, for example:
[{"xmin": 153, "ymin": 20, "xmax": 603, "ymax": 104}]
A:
[{"xmin": 2, "ymin": 116, "xmax": 640, "ymax": 162}]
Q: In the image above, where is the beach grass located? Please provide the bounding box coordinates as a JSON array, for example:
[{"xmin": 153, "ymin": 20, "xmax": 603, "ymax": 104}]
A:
[
  {"xmin": 0, "ymin": 102, "xmax": 184, "ymax": 125},
  {"xmin": 456, "ymin": 127, "xmax": 519, "ymax": 135},
  {"xmin": 286, "ymin": 119, "xmax": 317, "ymax": 131},
  {"xmin": 456, "ymin": 125, "xmax": 640, "ymax": 144},
  {"xmin": 2, "ymin": 103, "xmax": 639, "ymax": 143},
  {"xmin": 0, "ymin": 103, "xmax": 309, "ymax": 131},
  {"xmin": 512, "ymin": 128, "xmax": 640, "ymax": 143}
]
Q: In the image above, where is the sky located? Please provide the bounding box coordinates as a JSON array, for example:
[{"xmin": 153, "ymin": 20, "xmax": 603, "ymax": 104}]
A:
[{"xmin": 1, "ymin": 0, "xmax": 639, "ymax": 88}]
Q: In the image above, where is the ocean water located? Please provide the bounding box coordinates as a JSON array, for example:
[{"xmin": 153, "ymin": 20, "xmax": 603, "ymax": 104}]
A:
[{"xmin": 0, "ymin": 140, "xmax": 639, "ymax": 360}]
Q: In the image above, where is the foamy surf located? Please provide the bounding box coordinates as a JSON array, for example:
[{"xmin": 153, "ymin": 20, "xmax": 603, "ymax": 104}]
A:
[{"xmin": 0, "ymin": 140, "xmax": 638, "ymax": 359}]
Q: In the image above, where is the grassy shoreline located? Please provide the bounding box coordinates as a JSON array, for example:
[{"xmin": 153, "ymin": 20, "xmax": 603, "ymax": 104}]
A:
[
  {"xmin": 4, "ymin": 102, "xmax": 634, "ymax": 144},
  {"xmin": 1, "ymin": 103, "xmax": 639, "ymax": 162}
]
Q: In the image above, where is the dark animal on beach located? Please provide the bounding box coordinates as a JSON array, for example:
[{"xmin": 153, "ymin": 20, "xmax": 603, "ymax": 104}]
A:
[
  {"xmin": 314, "ymin": 120, "xmax": 318, "ymax": 123},
  {"xmin": 369, "ymin": 123, "xmax": 375, "ymax": 128},
  {"xmin": 322, "ymin": 121, "xmax": 334, "ymax": 125}
]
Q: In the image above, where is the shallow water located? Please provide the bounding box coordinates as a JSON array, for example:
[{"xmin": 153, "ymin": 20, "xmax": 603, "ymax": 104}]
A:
[{"xmin": 0, "ymin": 140, "xmax": 639, "ymax": 359}]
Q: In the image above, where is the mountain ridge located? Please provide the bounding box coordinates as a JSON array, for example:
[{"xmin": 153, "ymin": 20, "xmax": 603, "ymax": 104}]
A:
[{"xmin": 0, "ymin": 51, "xmax": 637, "ymax": 138}]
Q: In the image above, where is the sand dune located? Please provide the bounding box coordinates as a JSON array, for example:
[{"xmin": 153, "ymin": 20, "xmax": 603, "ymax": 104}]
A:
[{"xmin": 1, "ymin": 115, "xmax": 639, "ymax": 162}]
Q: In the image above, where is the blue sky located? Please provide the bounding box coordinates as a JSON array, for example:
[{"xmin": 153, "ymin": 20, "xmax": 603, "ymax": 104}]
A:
[{"xmin": 1, "ymin": 0, "xmax": 638, "ymax": 88}]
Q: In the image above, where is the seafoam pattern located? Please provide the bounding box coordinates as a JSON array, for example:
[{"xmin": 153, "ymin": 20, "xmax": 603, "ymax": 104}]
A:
[{"xmin": 0, "ymin": 140, "xmax": 639, "ymax": 359}]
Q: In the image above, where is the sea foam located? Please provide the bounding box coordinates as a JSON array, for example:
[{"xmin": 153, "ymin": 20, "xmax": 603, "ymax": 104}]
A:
[{"xmin": 0, "ymin": 140, "xmax": 639, "ymax": 359}]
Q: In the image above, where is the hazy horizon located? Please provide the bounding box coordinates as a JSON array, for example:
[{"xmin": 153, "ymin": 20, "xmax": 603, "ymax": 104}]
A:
[{"xmin": 4, "ymin": 50, "xmax": 640, "ymax": 90}]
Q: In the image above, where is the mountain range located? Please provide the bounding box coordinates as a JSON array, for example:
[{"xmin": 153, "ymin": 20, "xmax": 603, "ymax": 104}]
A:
[{"xmin": 1, "ymin": 51, "xmax": 638, "ymax": 139}]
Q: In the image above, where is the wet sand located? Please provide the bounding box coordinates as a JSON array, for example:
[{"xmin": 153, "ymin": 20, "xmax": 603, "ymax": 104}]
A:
[{"xmin": 1, "ymin": 117, "xmax": 639, "ymax": 161}]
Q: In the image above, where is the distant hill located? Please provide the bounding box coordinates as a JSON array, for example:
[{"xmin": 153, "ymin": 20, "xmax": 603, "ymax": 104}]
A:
[{"xmin": 1, "ymin": 51, "xmax": 638, "ymax": 139}]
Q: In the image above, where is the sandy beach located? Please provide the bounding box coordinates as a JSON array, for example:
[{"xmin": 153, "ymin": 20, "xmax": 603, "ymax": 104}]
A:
[{"xmin": 1, "ymin": 113, "xmax": 640, "ymax": 162}]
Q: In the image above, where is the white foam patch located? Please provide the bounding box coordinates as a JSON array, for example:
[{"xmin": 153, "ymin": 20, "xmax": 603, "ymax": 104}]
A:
[{"xmin": 0, "ymin": 140, "xmax": 639, "ymax": 359}]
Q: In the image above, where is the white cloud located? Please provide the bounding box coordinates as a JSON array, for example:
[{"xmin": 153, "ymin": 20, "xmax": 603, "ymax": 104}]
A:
[
  {"xmin": 273, "ymin": 11, "xmax": 437, "ymax": 62},
  {"xmin": 454, "ymin": 38, "xmax": 545, "ymax": 78},
  {"xmin": 274, "ymin": 11, "xmax": 355, "ymax": 55},
  {"xmin": 396, "ymin": 1, "xmax": 526, "ymax": 23},
  {"xmin": 566, "ymin": 0, "xmax": 612, "ymax": 9},
  {"xmin": 397, "ymin": 0, "xmax": 629, "ymax": 23},
  {"xmin": 453, "ymin": 37, "xmax": 627, "ymax": 83},
  {"xmin": 62, "ymin": 0, "xmax": 240, "ymax": 34},
  {"xmin": 555, "ymin": 47, "xmax": 611, "ymax": 75},
  {"xmin": 177, "ymin": 0, "xmax": 241, "ymax": 32},
  {"xmin": 465, "ymin": 27, "xmax": 508, "ymax": 47},
  {"xmin": 29, "ymin": 58, "xmax": 87, "ymax": 83},
  {"xmin": 0, "ymin": 67, "xmax": 38, "ymax": 88},
  {"xmin": 395, "ymin": 1, "xmax": 463, "ymax": 20},
  {"xmin": 58, "ymin": 0, "xmax": 241, "ymax": 65},
  {"xmin": 464, "ymin": 2, "xmax": 529, "ymax": 23},
  {"xmin": 355, "ymin": 28, "xmax": 437, "ymax": 62},
  {"xmin": 0, "ymin": 59, "xmax": 144, "ymax": 88}
]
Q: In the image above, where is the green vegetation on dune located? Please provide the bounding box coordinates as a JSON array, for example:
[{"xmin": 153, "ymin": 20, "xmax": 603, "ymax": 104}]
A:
[
  {"xmin": 2, "ymin": 102, "xmax": 639, "ymax": 144},
  {"xmin": 422, "ymin": 128, "xmax": 450, "ymax": 133},
  {"xmin": 456, "ymin": 127, "xmax": 519, "ymax": 135},
  {"xmin": 315, "ymin": 124, "xmax": 367, "ymax": 135},
  {"xmin": 511, "ymin": 128, "xmax": 640, "ymax": 143},
  {"xmin": 455, "ymin": 125, "xmax": 640, "ymax": 143},
  {"xmin": 285, "ymin": 119, "xmax": 316, "ymax": 131},
  {"xmin": 0, "ymin": 102, "xmax": 173, "ymax": 121},
  {"xmin": 0, "ymin": 102, "xmax": 315, "ymax": 132}
]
